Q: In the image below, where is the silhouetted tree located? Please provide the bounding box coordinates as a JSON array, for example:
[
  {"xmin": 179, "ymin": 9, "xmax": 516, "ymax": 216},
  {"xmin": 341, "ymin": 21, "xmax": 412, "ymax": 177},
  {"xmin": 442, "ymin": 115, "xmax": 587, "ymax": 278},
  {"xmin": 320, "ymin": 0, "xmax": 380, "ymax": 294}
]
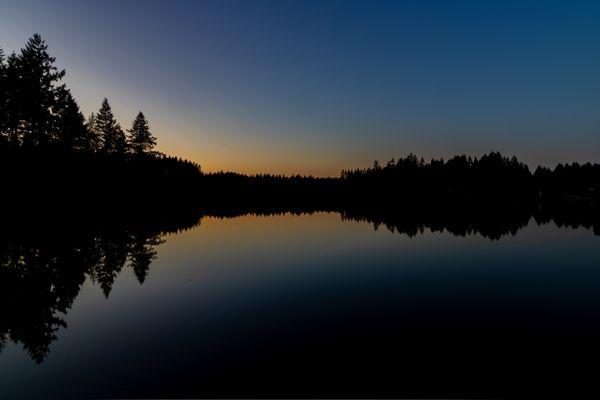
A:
[
  {"xmin": 128, "ymin": 111, "xmax": 156, "ymax": 155},
  {"xmin": 17, "ymin": 34, "xmax": 65, "ymax": 148},
  {"xmin": 85, "ymin": 112, "xmax": 102, "ymax": 152},
  {"xmin": 0, "ymin": 47, "xmax": 6, "ymax": 143},
  {"xmin": 1, "ymin": 52, "xmax": 22, "ymax": 145},
  {"xmin": 114, "ymin": 124, "xmax": 128, "ymax": 154},
  {"xmin": 96, "ymin": 98, "xmax": 126, "ymax": 155},
  {"xmin": 54, "ymin": 88, "xmax": 88, "ymax": 151}
]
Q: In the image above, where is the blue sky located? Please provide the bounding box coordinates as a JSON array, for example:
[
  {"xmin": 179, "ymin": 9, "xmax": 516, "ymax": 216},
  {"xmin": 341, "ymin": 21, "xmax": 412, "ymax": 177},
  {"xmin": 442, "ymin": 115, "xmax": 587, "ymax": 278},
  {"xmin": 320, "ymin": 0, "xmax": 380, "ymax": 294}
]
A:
[{"xmin": 1, "ymin": 0, "xmax": 599, "ymax": 175}]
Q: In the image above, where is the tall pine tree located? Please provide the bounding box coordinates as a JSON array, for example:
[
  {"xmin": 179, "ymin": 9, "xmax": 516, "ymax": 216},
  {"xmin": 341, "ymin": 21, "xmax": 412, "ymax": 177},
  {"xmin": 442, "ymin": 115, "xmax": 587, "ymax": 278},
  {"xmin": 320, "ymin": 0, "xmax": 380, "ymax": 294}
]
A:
[
  {"xmin": 127, "ymin": 112, "xmax": 156, "ymax": 155},
  {"xmin": 18, "ymin": 33, "xmax": 65, "ymax": 148},
  {"xmin": 85, "ymin": 112, "xmax": 101, "ymax": 152},
  {"xmin": 114, "ymin": 124, "xmax": 128, "ymax": 154},
  {"xmin": 54, "ymin": 88, "xmax": 87, "ymax": 151},
  {"xmin": 2, "ymin": 52, "xmax": 22, "ymax": 145},
  {"xmin": 0, "ymin": 47, "xmax": 7, "ymax": 144},
  {"xmin": 96, "ymin": 98, "xmax": 126, "ymax": 155}
]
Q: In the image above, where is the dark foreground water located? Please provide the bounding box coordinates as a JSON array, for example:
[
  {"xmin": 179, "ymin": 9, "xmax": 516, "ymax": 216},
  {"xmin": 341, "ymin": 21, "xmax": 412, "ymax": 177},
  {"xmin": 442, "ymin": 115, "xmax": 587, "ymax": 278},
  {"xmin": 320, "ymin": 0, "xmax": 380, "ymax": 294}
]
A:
[{"xmin": 1, "ymin": 211, "xmax": 600, "ymax": 398}]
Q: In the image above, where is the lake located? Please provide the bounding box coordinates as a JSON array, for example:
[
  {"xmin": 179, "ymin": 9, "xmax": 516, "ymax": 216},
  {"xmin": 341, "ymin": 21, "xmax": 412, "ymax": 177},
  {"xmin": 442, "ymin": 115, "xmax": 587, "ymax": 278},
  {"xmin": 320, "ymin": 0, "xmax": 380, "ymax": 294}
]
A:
[{"xmin": 1, "ymin": 211, "xmax": 600, "ymax": 398}]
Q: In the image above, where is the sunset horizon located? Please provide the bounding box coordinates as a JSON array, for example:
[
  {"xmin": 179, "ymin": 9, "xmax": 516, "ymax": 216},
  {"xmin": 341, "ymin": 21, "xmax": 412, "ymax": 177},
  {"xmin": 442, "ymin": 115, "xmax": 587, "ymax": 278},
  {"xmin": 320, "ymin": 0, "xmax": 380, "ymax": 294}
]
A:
[{"xmin": 3, "ymin": 0, "xmax": 599, "ymax": 176}]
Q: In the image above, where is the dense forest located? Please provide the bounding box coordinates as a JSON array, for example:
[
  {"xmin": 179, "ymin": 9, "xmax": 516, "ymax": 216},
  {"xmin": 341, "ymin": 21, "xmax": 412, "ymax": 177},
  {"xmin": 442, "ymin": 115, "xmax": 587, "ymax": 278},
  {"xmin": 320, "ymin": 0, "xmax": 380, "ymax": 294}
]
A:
[
  {"xmin": 1, "ymin": 33, "xmax": 169, "ymax": 156},
  {"xmin": 0, "ymin": 34, "xmax": 201, "ymax": 209},
  {"xmin": 1, "ymin": 34, "xmax": 600, "ymax": 210}
]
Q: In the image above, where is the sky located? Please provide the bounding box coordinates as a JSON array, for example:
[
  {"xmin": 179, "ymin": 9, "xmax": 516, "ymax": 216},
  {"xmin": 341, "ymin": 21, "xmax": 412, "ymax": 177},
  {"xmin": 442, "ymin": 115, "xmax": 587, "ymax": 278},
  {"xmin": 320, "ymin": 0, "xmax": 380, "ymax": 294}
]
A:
[{"xmin": 1, "ymin": 0, "xmax": 599, "ymax": 176}]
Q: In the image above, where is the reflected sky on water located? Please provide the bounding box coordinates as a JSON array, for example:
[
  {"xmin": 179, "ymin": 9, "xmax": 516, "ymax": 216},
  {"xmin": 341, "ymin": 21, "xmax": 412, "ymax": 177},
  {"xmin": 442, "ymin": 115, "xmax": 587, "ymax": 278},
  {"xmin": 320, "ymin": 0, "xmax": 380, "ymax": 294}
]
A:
[{"xmin": 1, "ymin": 212, "xmax": 600, "ymax": 398}]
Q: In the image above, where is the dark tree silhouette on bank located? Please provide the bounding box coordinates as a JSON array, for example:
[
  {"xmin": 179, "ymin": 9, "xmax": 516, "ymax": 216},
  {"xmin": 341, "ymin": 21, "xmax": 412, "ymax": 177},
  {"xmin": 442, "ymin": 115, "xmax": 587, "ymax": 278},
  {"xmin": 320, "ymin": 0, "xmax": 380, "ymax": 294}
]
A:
[
  {"xmin": 96, "ymin": 98, "xmax": 127, "ymax": 155},
  {"xmin": 16, "ymin": 34, "xmax": 65, "ymax": 148},
  {"xmin": 1, "ymin": 52, "xmax": 22, "ymax": 145},
  {"xmin": 0, "ymin": 48, "xmax": 6, "ymax": 138},
  {"xmin": 54, "ymin": 88, "xmax": 88, "ymax": 152},
  {"xmin": 84, "ymin": 112, "xmax": 102, "ymax": 152},
  {"xmin": 128, "ymin": 112, "xmax": 157, "ymax": 155}
]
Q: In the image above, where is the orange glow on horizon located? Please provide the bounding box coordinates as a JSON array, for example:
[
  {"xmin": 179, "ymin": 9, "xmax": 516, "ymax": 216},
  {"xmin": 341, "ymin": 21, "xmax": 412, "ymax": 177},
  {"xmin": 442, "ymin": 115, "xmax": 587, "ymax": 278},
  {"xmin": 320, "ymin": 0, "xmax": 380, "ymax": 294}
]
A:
[{"xmin": 157, "ymin": 140, "xmax": 358, "ymax": 178}]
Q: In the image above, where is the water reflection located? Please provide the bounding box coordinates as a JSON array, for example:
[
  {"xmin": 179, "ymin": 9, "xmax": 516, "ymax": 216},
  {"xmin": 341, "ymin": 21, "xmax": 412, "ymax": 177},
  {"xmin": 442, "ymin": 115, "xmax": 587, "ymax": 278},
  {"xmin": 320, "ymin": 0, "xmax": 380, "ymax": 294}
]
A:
[
  {"xmin": 0, "ymin": 205, "xmax": 599, "ymax": 365},
  {"xmin": 0, "ymin": 227, "xmax": 169, "ymax": 362}
]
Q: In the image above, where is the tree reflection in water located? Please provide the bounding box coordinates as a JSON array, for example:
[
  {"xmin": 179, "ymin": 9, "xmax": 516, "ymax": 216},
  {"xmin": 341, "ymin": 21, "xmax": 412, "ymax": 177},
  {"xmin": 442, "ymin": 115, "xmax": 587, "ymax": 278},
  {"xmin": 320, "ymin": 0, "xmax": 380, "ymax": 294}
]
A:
[{"xmin": 0, "ymin": 203, "xmax": 599, "ymax": 363}]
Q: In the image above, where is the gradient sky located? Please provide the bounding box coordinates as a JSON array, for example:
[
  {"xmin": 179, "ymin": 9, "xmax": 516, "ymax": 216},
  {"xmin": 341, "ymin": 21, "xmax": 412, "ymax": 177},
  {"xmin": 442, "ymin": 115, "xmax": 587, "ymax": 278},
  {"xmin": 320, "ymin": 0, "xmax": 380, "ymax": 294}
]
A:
[{"xmin": 1, "ymin": 0, "xmax": 599, "ymax": 175}]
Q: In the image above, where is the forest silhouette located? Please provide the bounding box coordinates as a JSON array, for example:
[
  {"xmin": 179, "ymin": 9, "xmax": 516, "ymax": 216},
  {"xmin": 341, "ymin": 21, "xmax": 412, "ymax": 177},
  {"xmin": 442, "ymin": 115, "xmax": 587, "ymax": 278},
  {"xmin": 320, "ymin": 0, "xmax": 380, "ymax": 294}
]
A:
[{"xmin": 1, "ymin": 34, "xmax": 600, "ymax": 212}]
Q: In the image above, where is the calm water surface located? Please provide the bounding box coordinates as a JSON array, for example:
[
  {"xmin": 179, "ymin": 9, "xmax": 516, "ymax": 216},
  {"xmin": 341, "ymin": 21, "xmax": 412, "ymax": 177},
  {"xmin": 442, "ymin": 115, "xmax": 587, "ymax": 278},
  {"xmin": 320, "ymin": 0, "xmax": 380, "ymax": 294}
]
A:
[{"xmin": 1, "ymin": 212, "xmax": 600, "ymax": 398}]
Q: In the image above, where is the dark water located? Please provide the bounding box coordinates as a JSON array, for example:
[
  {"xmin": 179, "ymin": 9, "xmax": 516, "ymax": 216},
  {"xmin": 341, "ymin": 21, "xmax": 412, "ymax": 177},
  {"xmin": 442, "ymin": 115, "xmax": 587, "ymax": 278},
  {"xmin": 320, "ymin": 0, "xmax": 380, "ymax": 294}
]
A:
[{"xmin": 1, "ymin": 212, "xmax": 600, "ymax": 398}]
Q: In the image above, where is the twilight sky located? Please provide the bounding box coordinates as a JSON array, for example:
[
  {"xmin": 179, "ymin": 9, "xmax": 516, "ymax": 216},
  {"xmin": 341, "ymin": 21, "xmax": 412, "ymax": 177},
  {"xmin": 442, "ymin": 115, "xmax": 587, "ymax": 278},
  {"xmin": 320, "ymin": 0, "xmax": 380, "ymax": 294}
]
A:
[{"xmin": 1, "ymin": 0, "xmax": 599, "ymax": 175}]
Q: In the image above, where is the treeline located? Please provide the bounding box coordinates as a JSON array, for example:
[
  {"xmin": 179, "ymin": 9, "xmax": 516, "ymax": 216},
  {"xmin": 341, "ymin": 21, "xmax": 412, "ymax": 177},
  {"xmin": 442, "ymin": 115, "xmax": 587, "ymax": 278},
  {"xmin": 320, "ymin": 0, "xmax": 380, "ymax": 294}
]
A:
[
  {"xmin": 341, "ymin": 152, "xmax": 534, "ymax": 205},
  {"xmin": 195, "ymin": 152, "xmax": 600, "ymax": 209},
  {"xmin": 0, "ymin": 34, "xmax": 202, "ymax": 207},
  {"xmin": 2, "ymin": 34, "xmax": 600, "ymax": 209},
  {"xmin": 341, "ymin": 152, "xmax": 600, "ymax": 205},
  {"xmin": 0, "ymin": 34, "xmax": 158, "ymax": 155},
  {"xmin": 535, "ymin": 162, "xmax": 600, "ymax": 201}
]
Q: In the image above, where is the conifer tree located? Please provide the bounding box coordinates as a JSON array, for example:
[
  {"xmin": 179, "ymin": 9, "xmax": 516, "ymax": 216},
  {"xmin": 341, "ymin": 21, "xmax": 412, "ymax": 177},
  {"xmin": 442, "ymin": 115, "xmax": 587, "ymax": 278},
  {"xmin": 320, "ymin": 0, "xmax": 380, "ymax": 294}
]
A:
[
  {"xmin": 127, "ymin": 112, "xmax": 156, "ymax": 155},
  {"xmin": 96, "ymin": 98, "xmax": 122, "ymax": 154},
  {"xmin": 2, "ymin": 52, "xmax": 21, "ymax": 145},
  {"xmin": 85, "ymin": 112, "xmax": 101, "ymax": 152},
  {"xmin": 114, "ymin": 124, "xmax": 128, "ymax": 154},
  {"xmin": 54, "ymin": 88, "xmax": 87, "ymax": 151},
  {"xmin": 0, "ymin": 48, "xmax": 7, "ymax": 143},
  {"xmin": 17, "ymin": 34, "xmax": 65, "ymax": 148}
]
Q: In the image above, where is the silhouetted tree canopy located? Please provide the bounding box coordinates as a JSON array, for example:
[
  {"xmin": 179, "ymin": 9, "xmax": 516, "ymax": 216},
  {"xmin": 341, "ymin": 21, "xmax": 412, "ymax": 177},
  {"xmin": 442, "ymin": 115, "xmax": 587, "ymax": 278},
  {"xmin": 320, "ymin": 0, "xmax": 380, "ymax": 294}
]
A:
[
  {"xmin": 0, "ymin": 47, "xmax": 6, "ymax": 138},
  {"xmin": 2, "ymin": 33, "xmax": 600, "ymax": 215},
  {"xmin": 17, "ymin": 34, "xmax": 65, "ymax": 148},
  {"xmin": 84, "ymin": 112, "xmax": 102, "ymax": 152},
  {"xmin": 96, "ymin": 98, "xmax": 124, "ymax": 154},
  {"xmin": 0, "ymin": 34, "xmax": 166, "ymax": 159},
  {"xmin": 54, "ymin": 88, "xmax": 88, "ymax": 151},
  {"xmin": 128, "ymin": 111, "xmax": 157, "ymax": 155}
]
